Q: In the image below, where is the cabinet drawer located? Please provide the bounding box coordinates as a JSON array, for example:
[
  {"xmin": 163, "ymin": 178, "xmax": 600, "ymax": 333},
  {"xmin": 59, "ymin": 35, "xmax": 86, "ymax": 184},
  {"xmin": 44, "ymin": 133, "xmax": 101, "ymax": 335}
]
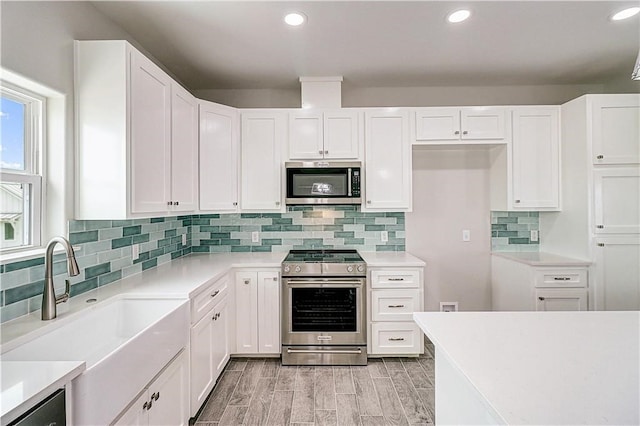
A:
[
  {"xmin": 191, "ymin": 276, "xmax": 228, "ymax": 324},
  {"xmin": 371, "ymin": 322, "xmax": 422, "ymax": 355},
  {"xmin": 371, "ymin": 269, "xmax": 421, "ymax": 288},
  {"xmin": 534, "ymin": 269, "xmax": 587, "ymax": 288},
  {"xmin": 371, "ymin": 290, "xmax": 421, "ymax": 321}
]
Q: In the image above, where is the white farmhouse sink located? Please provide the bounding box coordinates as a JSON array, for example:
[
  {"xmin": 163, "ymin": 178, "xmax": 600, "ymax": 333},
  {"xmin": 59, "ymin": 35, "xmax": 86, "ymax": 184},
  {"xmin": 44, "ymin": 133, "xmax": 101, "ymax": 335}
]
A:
[{"xmin": 3, "ymin": 296, "xmax": 189, "ymax": 425}]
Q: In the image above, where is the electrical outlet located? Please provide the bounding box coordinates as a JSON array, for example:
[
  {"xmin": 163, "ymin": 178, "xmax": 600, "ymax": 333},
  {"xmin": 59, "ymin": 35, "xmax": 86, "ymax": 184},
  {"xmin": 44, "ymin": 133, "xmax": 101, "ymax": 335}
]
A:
[
  {"xmin": 440, "ymin": 302, "xmax": 459, "ymax": 312},
  {"xmin": 381, "ymin": 230, "xmax": 388, "ymax": 242},
  {"xmin": 530, "ymin": 230, "xmax": 539, "ymax": 242},
  {"xmin": 132, "ymin": 244, "xmax": 140, "ymax": 261},
  {"xmin": 252, "ymin": 231, "xmax": 260, "ymax": 243},
  {"xmin": 462, "ymin": 229, "xmax": 471, "ymax": 242},
  {"xmin": 182, "ymin": 234, "xmax": 187, "ymax": 245}
]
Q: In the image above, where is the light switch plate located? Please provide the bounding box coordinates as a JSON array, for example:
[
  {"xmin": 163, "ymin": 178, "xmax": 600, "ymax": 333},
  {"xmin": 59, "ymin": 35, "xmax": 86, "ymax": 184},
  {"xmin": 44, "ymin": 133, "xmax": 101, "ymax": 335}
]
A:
[
  {"xmin": 182, "ymin": 234, "xmax": 187, "ymax": 245},
  {"xmin": 462, "ymin": 230, "xmax": 471, "ymax": 242},
  {"xmin": 381, "ymin": 231, "xmax": 388, "ymax": 242},
  {"xmin": 530, "ymin": 230, "xmax": 539, "ymax": 242},
  {"xmin": 252, "ymin": 231, "xmax": 260, "ymax": 243},
  {"xmin": 132, "ymin": 244, "xmax": 139, "ymax": 261}
]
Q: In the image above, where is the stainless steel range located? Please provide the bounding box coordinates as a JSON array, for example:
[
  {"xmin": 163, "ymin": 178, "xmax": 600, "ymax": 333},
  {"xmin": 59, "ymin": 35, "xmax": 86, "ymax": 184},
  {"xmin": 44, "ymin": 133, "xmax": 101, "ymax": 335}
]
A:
[{"xmin": 281, "ymin": 249, "xmax": 367, "ymax": 366}]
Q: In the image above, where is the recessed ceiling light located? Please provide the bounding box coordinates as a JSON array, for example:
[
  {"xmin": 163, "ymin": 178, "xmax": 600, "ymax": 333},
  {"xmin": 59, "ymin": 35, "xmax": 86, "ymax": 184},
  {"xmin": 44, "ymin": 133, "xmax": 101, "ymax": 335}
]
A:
[
  {"xmin": 284, "ymin": 12, "xmax": 306, "ymax": 26},
  {"xmin": 447, "ymin": 9, "xmax": 471, "ymax": 23},
  {"xmin": 611, "ymin": 7, "xmax": 640, "ymax": 21}
]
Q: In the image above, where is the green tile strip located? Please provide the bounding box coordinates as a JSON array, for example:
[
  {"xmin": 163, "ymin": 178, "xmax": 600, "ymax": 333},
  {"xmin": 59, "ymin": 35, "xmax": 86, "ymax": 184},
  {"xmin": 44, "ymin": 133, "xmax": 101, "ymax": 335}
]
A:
[
  {"xmin": 491, "ymin": 211, "xmax": 540, "ymax": 252},
  {"xmin": 0, "ymin": 207, "xmax": 405, "ymax": 324}
]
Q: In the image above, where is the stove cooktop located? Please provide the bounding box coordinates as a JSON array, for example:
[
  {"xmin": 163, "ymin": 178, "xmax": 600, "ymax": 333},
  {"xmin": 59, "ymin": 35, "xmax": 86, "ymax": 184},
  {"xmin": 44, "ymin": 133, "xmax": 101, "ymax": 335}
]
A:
[{"xmin": 282, "ymin": 249, "xmax": 366, "ymax": 277}]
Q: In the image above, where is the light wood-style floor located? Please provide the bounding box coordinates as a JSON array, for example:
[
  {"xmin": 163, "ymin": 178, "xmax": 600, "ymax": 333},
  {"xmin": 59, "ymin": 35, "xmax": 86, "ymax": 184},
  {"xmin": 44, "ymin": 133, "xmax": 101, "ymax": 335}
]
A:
[{"xmin": 194, "ymin": 341, "xmax": 436, "ymax": 425}]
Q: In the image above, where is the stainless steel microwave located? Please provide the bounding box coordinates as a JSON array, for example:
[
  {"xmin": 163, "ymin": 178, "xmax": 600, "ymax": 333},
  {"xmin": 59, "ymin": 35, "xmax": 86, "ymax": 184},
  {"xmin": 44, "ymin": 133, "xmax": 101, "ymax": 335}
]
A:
[{"xmin": 285, "ymin": 161, "xmax": 362, "ymax": 205}]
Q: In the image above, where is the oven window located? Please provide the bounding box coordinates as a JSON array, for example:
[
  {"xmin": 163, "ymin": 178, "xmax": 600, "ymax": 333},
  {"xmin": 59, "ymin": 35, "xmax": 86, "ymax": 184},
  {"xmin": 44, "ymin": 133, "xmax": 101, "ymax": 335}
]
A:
[
  {"xmin": 291, "ymin": 287, "xmax": 357, "ymax": 332},
  {"xmin": 288, "ymin": 169, "xmax": 348, "ymax": 198}
]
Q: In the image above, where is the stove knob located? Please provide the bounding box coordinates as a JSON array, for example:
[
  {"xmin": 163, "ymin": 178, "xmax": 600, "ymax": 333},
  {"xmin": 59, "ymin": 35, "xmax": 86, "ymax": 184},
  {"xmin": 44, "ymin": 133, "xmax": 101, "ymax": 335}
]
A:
[
  {"xmin": 357, "ymin": 264, "xmax": 365, "ymax": 272},
  {"xmin": 283, "ymin": 265, "xmax": 290, "ymax": 273},
  {"xmin": 347, "ymin": 265, "xmax": 354, "ymax": 273},
  {"xmin": 295, "ymin": 265, "xmax": 302, "ymax": 273}
]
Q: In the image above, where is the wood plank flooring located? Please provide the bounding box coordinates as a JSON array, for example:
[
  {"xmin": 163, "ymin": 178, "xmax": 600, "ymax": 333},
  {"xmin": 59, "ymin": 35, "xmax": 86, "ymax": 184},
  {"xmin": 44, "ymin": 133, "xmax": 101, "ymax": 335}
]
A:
[{"xmin": 194, "ymin": 341, "xmax": 436, "ymax": 425}]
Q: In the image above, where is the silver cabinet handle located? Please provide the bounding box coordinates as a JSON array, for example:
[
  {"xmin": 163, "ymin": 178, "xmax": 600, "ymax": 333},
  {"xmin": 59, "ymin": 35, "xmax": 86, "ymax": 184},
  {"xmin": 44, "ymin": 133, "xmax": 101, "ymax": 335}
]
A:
[
  {"xmin": 597, "ymin": 243, "xmax": 605, "ymax": 247},
  {"xmin": 515, "ymin": 200, "xmax": 521, "ymax": 204},
  {"xmin": 388, "ymin": 337, "xmax": 405, "ymax": 341},
  {"xmin": 233, "ymin": 202, "xmax": 238, "ymax": 206},
  {"xmin": 244, "ymin": 279, "xmax": 250, "ymax": 284},
  {"xmin": 151, "ymin": 392, "xmax": 159, "ymax": 401},
  {"xmin": 275, "ymin": 201, "xmax": 281, "ymax": 206},
  {"xmin": 167, "ymin": 201, "xmax": 173, "ymax": 206},
  {"xmin": 324, "ymin": 150, "xmax": 328, "ymax": 154},
  {"xmin": 596, "ymin": 155, "xmax": 604, "ymax": 159},
  {"xmin": 318, "ymin": 150, "xmax": 323, "ymax": 154},
  {"xmin": 462, "ymin": 130, "xmax": 468, "ymax": 135},
  {"xmin": 553, "ymin": 277, "xmax": 571, "ymax": 281},
  {"xmin": 367, "ymin": 200, "xmax": 371, "ymax": 204},
  {"xmin": 596, "ymin": 225, "xmax": 604, "ymax": 229},
  {"xmin": 273, "ymin": 277, "xmax": 278, "ymax": 281},
  {"xmin": 175, "ymin": 201, "xmax": 179, "ymax": 206},
  {"xmin": 211, "ymin": 290, "xmax": 220, "ymax": 298},
  {"xmin": 454, "ymin": 130, "xmax": 460, "ymax": 135},
  {"xmin": 538, "ymin": 297, "xmax": 545, "ymax": 301},
  {"xmin": 388, "ymin": 304, "xmax": 405, "ymax": 308},
  {"xmin": 388, "ymin": 278, "xmax": 404, "ymax": 281}
]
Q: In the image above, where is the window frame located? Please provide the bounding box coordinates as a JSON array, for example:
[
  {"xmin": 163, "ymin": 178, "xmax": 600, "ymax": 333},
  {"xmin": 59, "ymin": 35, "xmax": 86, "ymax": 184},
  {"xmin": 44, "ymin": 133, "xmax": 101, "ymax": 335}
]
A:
[{"xmin": 1, "ymin": 81, "xmax": 45, "ymax": 253}]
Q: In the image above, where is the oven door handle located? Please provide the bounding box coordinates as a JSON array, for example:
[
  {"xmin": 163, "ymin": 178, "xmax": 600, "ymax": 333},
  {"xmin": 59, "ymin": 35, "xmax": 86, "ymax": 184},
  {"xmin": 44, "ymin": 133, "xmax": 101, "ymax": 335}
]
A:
[
  {"xmin": 284, "ymin": 280, "xmax": 364, "ymax": 287},
  {"xmin": 286, "ymin": 348, "xmax": 363, "ymax": 355}
]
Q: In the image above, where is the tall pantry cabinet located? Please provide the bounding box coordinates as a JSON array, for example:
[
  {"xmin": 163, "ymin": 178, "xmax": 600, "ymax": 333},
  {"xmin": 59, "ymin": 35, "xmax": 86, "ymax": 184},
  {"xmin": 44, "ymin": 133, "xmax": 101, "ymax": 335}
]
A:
[{"xmin": 540, "ymin": 94, "xmax": 640, "ymax": 311}]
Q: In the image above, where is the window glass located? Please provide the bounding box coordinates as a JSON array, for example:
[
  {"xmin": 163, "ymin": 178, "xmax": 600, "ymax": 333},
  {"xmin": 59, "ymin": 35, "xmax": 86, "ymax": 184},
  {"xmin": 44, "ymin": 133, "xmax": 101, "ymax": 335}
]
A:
[{"xmin": 0, "ymin": 96, "xmax": 26, "ymax": 171}]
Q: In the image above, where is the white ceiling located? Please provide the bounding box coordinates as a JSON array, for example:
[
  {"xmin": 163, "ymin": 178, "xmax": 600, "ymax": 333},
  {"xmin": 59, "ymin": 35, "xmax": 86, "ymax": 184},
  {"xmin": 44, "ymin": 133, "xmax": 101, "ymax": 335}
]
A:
[{"xmin": 90, "ymin": 1, "xmax": 640, "ymax": 91}]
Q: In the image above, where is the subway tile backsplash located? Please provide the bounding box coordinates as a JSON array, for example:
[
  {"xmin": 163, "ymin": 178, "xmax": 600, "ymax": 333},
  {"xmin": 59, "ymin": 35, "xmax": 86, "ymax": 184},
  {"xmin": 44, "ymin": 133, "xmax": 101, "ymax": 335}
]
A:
[
  {"xmin": 0, "ymin": 207, "xmax": 404, "ymax": 323},
  {"xmin": 491, "ymin": 211, "xmax": 540, "ymax": 252}
]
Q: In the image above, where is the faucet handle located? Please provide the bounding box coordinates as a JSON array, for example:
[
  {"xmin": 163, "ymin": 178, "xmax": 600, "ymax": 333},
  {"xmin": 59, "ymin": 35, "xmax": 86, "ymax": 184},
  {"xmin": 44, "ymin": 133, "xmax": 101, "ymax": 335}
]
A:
[{"xmin": 56, "ymin": 280, "xmax": 71, "ymax": 304}]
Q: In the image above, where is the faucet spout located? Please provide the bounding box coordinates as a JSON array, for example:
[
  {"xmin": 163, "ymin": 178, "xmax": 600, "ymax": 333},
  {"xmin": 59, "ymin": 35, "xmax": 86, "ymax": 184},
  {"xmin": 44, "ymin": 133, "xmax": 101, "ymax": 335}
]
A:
[{"xmin": 42, "ymin": 236, "xmax": 79, "ymax": 321}]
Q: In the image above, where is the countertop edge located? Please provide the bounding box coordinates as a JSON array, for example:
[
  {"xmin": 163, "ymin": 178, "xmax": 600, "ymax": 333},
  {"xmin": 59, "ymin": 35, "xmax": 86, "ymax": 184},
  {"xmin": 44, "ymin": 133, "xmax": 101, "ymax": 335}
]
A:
[{"xmin": 491, "ymin": 251, "xmax": 591, "ymax": 267}]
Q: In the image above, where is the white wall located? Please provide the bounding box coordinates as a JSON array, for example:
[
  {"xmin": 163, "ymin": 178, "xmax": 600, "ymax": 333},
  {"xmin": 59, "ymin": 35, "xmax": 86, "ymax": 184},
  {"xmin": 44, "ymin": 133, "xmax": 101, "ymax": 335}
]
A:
[{"xmin": 407, "ymin": 148, "xmax": 492, "ymax": 312}]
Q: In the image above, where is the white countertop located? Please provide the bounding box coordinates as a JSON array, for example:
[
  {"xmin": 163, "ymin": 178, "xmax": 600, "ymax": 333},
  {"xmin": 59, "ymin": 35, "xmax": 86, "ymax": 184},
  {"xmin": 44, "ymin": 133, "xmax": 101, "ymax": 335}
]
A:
[
  {"xmin": 1, "ymin": 361, "xmax": 85, "ymax": 424},
  {"xmin": 492, "ymin": 251, "xmax": 591, "ymax": 266},
  {"xmin": 413, "ymin": 311, "xmax": 640, "ymax": 425},
  {"xmin": 359, "ymin": 251, "xmax": 426, "ymax": 267}
]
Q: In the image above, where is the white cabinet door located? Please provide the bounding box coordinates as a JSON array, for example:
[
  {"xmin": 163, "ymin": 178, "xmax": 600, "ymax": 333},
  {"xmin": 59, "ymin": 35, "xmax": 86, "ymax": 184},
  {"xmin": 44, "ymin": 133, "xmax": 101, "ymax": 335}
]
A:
[
  {"xmin": 235, "ymin": 271, "xmax": 259, "ymax": 352},
  {"xmin": 190, "ymin": 311, "xmax": 215, "ymax": 415},
  {"xmin": 535, "ymin": 288, "xmax": 588, "ymax": 311},
  {"xmin": 364, "ymin": 110, "xmax": 412, "ymax": 211},
  {"xmin": 415, "ymin": 108, "xmax": 460, "ymax": 141},
  {"xmin": 594, "ymin": 237, "xmax": 640, "ymax": 311},
  {"xmin": 289, "ymin": 111, "xmax": 324, "ymax": 159},
  {"xmin": 199, "ymin": 101, "xmax": 239, "ymax": 212},
  {"xmin": 323, "ymin": 110, "xmax": 359, "ymax": 159},
  {"xmin": 147, "ymin": 351, "xmax": 189, "ymax": 426},
  {"xmin": 211, "ymin": 297, "xmax": 229, "ymax": 379},
  {"xmin": 461, "ymin": 107, "xmax": 507, "ymax": 140},
  {"xmin": 113, "ymin": 392, "xmax": 148, "ymax": 426},
  {"xmin": 593, "ymin": 168, "xmax": 640, "ymax": 234},
  {"xmin": 130, "ymin": 50, "xmax": 172, "ymax": 214},
  {"xmin": 592, "ymin": 95, "xmax": 640, "ymax": 165},
  {"xmin": 240, "ymin": 112, "xmax": 285, "ymax": 211},
  {"xmin": 170, "ymin": 84, "xmax": 198, "ymax": 212},
  {"xmin": 258, "ymin": 271, "xmax": 280, "ymax": 353},
  {"xmin": 511, "ymin": 107, "xmax": 560, "ymax": 209}
]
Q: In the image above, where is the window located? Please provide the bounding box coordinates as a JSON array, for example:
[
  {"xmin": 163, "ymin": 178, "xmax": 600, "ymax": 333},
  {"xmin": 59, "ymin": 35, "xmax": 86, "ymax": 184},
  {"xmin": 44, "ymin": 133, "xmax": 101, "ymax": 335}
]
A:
[{"xmin": 1, "ymin": 82, "xmax": 44, "ymax": 252}]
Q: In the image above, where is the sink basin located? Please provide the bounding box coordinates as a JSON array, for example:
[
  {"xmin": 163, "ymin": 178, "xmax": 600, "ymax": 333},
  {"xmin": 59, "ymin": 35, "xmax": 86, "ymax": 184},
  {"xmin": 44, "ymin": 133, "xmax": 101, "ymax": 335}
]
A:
[{"xmin": 3, "ymin": 296, "xmax": 189, "ymax": 425}]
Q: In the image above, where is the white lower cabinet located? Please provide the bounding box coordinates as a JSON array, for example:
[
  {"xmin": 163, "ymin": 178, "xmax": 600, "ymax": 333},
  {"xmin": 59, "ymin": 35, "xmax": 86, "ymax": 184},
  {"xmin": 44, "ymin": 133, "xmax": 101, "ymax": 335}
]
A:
[
  {"xmin": 491, "ymin": 255, "xmax": 589, "ymax": 311},
  {"xmin": 113, "ymin": 350, "xmax": 189, "ymax": 426},
  {"xmin": 189, "ymin": 276, "xmax": 229, "ymax": 416},
  {"xmin": 234, "ymin": 270, "xmax": 280, "ymax": 354},
  {"xmin": 368, "ymin": 267, "xmax": 424, "ymax": 356},
  {"xmin": 594, "ymin": 237, "xmax": 640, "ymax": 311}
]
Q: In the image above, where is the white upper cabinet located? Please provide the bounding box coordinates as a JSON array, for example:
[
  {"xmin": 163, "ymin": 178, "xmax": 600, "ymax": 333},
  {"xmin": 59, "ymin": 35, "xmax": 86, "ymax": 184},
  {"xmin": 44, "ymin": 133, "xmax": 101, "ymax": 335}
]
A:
[
  {"xmin": 414, "ymin": 107, "xmax": 507, "ymax": 144},
  {"xmin": 511, "ymin": 107, "xmax": 560, "ymax": 209},
  {"xmin": 75, "ymin": 40, "xmax": 198, "ymax": 219},
  {"xmin": 593, "ymin": 168, "xmax": 640, "ymax": 234},
  {"xmin": 288, "ymin": 109, "xmax": 360, "ymax": 160},
  {"xmin": 240, "ymin": 111, "xmax": 285, "ymax": 212},
  {"xmin": 364, "ymin": 109, "xmax": 412, "ymax": 211},
  {"xmin": 170, "ymin": 84, "xmax": 199, "ymax": 212},
  {"xmin": 199, "ymin": 101, "xmax": 239, "ymax": 212},
  {"xmin": 591, "ymin": 95, "xmax": 640, "ymax": 165}
]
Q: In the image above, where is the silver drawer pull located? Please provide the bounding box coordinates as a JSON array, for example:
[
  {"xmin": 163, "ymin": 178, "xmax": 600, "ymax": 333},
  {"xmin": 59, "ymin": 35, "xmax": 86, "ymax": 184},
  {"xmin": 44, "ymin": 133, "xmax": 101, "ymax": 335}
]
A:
[
  {"xmin": 553, "ymin": 277, "xmax": 571, "ymax": 281},
  {"xmin": 538, "ymin": 297, "xmax": 545, "ymax": 301},
  {"xmin": 211, "ymin": 290, "xmax": 220, "ymax": 298},
  {"xmin": 388, "ymin": 337, "xmax": 405, "ymax": 341},
  {"xmin": 287, "ymin": 348, "xmax": 362, "ymax": 354},
  {"xmin": 388, "ymin": 278, "xmax": 405, "ymax": 281},
  {"xmin": 244, "ymin": 279, "xmax": 250, "ymax": 285},
  {"xmin": 388, "ymin": 304, "xmax": 405, "ymax": 308}
]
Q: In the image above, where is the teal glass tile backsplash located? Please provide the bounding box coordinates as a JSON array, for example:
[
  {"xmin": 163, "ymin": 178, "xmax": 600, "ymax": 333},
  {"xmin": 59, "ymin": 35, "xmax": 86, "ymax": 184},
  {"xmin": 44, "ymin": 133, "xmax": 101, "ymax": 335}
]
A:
[
  {"xmin": 0, "ymin": 207, "xmax": 405, "ymax": 323},
  {"xmin": 491, "ymin": 211, "xmax": 540, "ymax": 252}
]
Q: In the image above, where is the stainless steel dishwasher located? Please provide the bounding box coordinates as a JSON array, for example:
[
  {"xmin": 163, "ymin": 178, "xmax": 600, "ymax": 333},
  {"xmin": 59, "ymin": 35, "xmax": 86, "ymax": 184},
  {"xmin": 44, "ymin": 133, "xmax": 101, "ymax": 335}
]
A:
[{"xmin": 8, "ymin": 388, "xmax": 65, "ymax": 426}]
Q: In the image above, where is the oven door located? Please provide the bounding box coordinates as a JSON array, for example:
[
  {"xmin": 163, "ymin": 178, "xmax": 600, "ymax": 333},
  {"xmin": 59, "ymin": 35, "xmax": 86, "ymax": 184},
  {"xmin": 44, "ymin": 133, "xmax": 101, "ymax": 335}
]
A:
[{"xmin": 282, "ymin": 277, "xmax": 366, "ymax": 346}]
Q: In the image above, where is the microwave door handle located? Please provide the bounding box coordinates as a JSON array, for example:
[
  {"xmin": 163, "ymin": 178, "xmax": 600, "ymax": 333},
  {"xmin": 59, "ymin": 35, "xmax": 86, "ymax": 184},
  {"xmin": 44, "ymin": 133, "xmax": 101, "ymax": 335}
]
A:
[{"xmin": 348, "ymin": 168, "xmax": 352, "ymax": 196}]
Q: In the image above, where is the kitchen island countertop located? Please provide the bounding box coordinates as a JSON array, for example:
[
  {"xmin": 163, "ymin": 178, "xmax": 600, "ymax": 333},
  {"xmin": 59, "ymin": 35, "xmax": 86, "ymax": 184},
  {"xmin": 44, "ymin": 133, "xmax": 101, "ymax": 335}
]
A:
[{"xmin": 413, "ymin": 311, "xmax": 639, "ymax": 425}]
